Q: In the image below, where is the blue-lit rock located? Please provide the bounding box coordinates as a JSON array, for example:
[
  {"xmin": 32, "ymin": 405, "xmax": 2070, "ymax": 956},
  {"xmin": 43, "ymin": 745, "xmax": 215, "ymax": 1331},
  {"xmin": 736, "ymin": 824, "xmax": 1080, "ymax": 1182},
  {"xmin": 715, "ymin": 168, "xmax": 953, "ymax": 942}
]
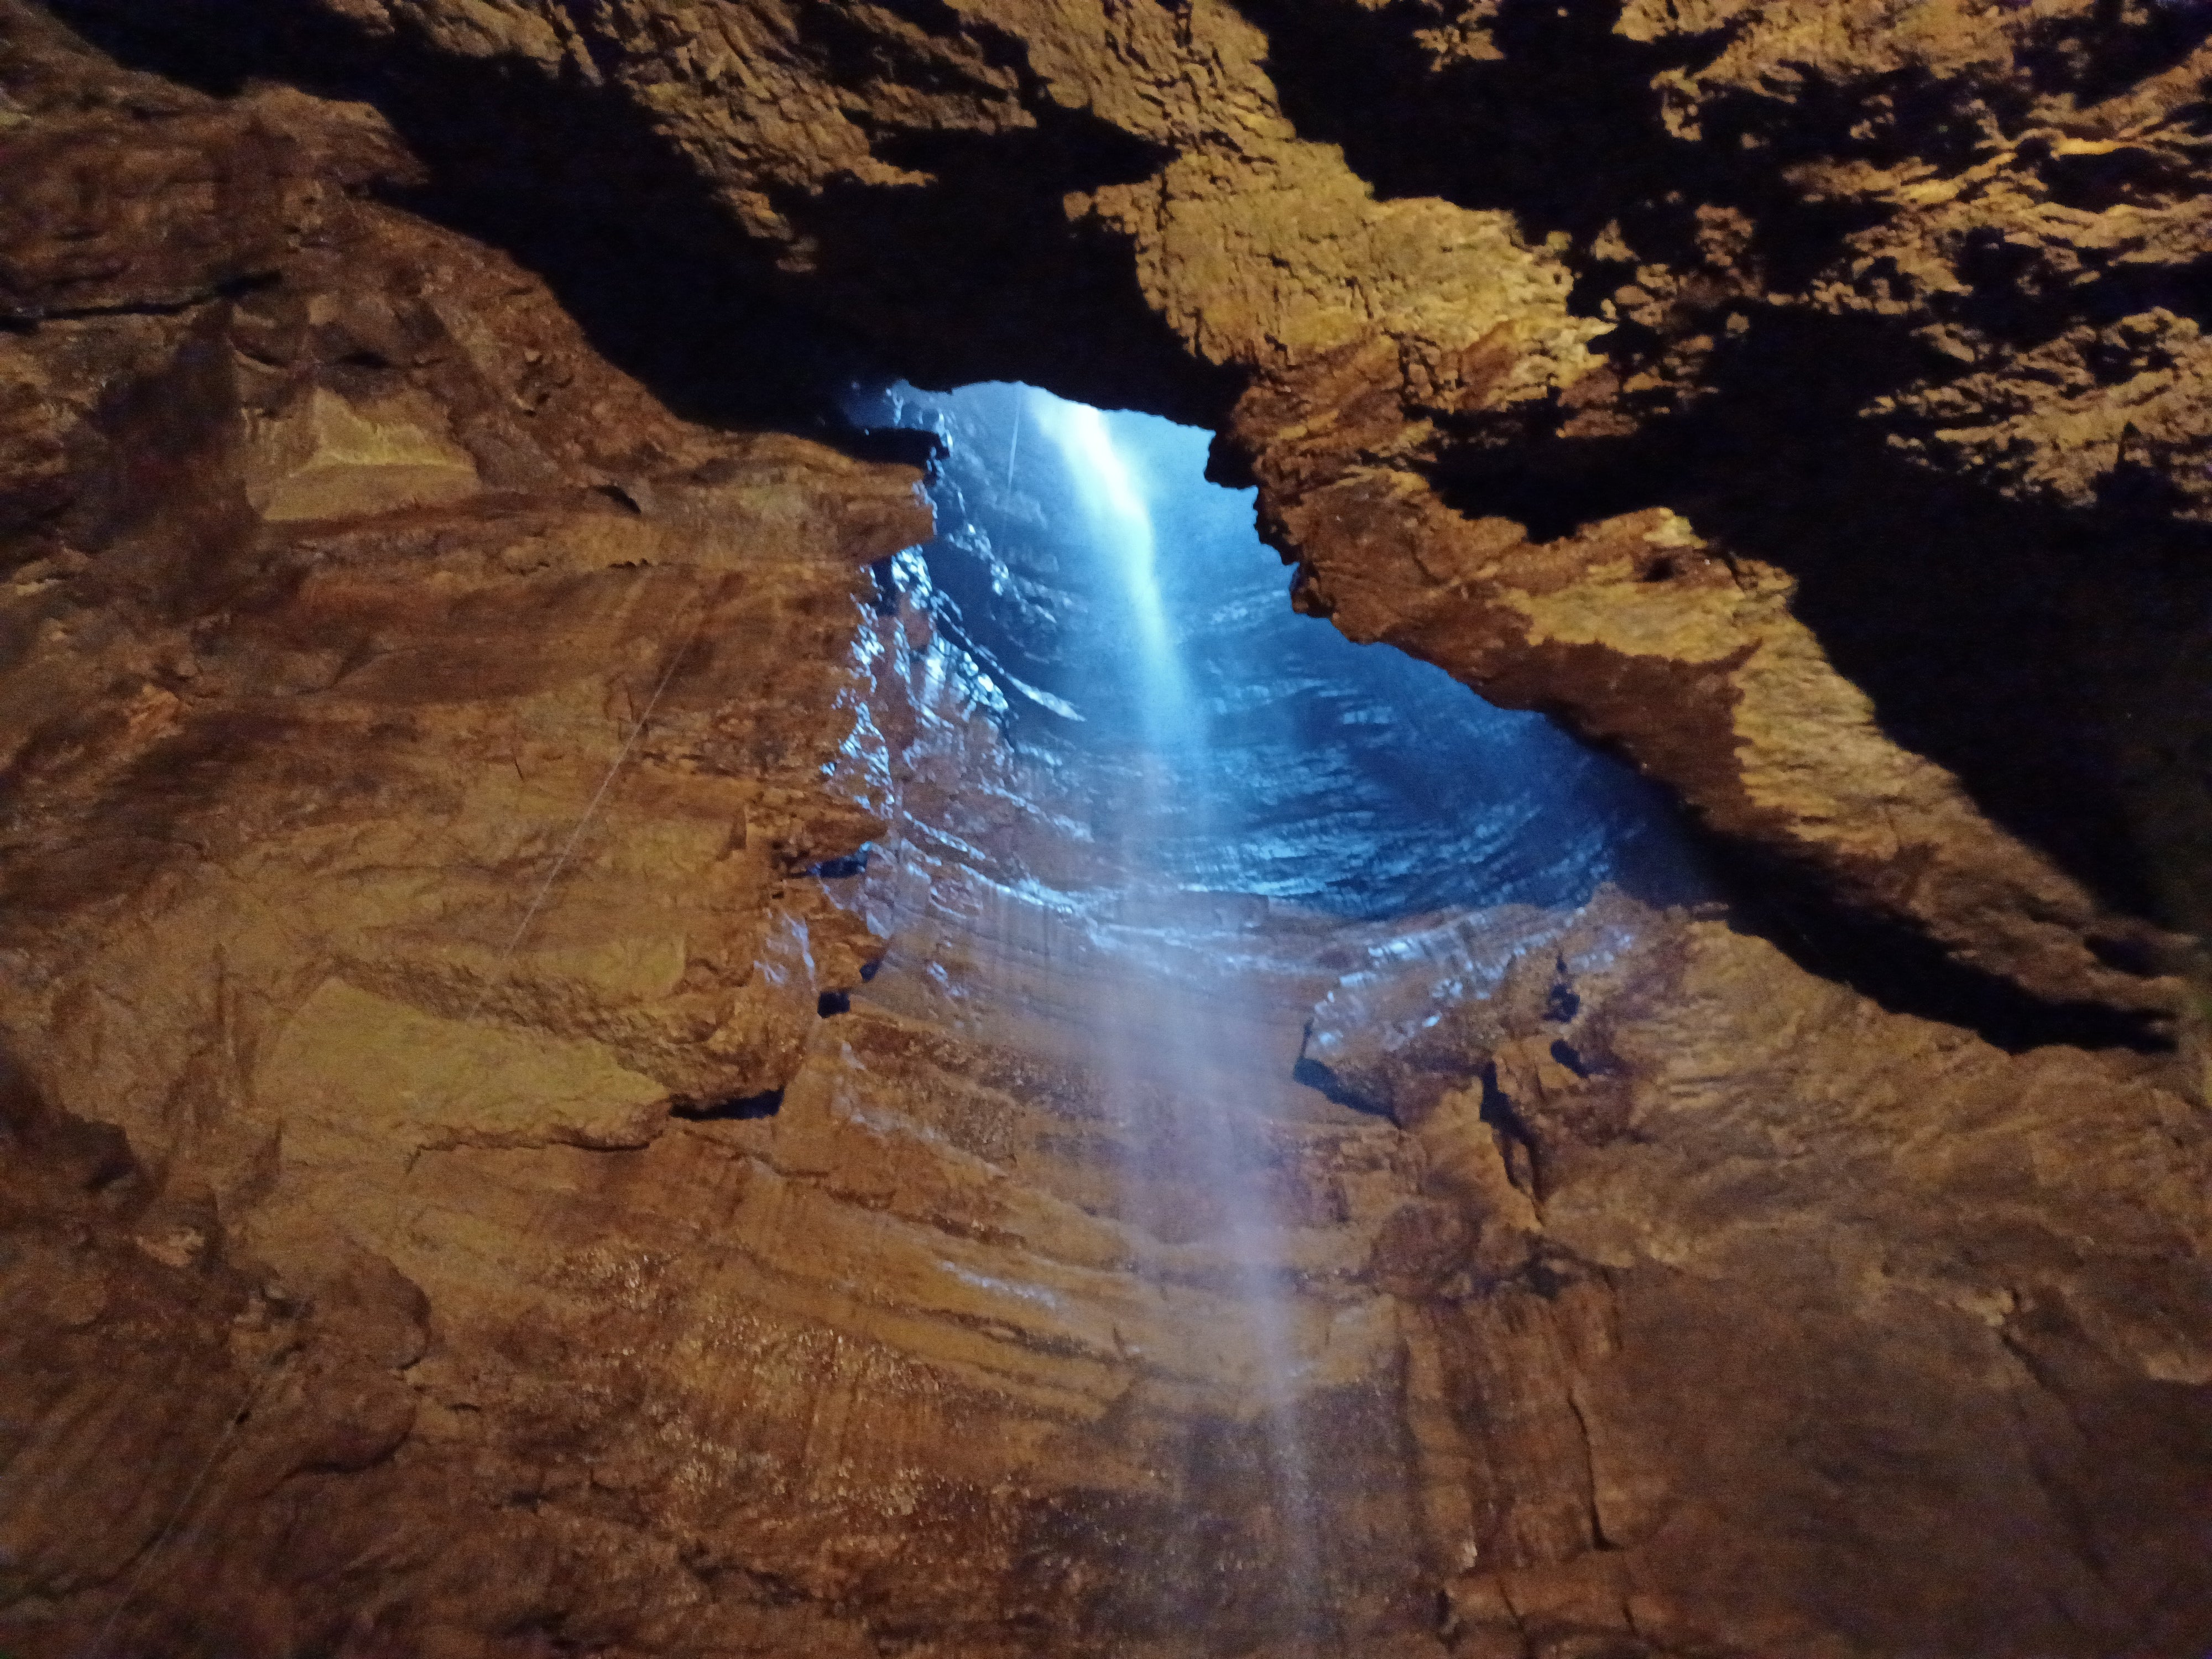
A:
[
  {"xmin": 856, "ymin": 381, "xmax": 1704, "ymax": 918},
  {"xmin": 6, "ymin": 6, "xmax": 2212, "ymax": 1658}
]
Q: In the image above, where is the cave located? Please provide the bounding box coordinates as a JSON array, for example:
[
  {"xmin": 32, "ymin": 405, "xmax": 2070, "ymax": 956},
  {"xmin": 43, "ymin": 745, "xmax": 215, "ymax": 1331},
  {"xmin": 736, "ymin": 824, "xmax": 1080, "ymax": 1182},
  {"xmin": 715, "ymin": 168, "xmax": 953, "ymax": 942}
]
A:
[
  {"xmin": 3, "ymin": 2, "xmax": 2212, "ymax": 1658},
  {"xmin": 861, "ymin": 379, "xmax": 1700, "ymax": 912}
]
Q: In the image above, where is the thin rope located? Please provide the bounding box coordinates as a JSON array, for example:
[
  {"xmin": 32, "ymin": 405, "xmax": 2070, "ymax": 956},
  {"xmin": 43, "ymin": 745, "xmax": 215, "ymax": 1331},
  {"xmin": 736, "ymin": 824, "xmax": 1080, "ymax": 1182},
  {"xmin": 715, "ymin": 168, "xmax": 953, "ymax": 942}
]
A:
[
  {"xmin": 386, "ymin": 598, "xmax": 709, "ymax": 1179},
  {"xmin": 1003, "ymin": 395, "xmax": 1023, "ymax": 493},
  {"xmin": 79, "ymin": 597, "xmax": 709, "ymax": 1658},
  {"xmin": 454, "ymin": 604, "xmax": 708, "ymax": 1031},
  {"xmin": 80, "ymin": 1351, "xmax": 288, "ymax": 1659}
]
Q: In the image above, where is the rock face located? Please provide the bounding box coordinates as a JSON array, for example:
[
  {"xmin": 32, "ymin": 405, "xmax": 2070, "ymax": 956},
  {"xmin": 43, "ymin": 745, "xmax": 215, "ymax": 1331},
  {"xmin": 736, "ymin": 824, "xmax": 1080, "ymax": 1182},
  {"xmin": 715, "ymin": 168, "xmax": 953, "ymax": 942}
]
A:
[
  {"xmin": 853, "ymin": 381, "xmax": 1710, "ymax": 920},
  {"xmin": 3, "ymin": 4, "xmax": 2211, "ymax": 1659},
  {"xmin": 48, "ymin": 0, "xmax": 2212, "ymax": 1011},
  {"xmin": 1308, "ymin": 890, "xmax": 2212, "ymax": 1655}
]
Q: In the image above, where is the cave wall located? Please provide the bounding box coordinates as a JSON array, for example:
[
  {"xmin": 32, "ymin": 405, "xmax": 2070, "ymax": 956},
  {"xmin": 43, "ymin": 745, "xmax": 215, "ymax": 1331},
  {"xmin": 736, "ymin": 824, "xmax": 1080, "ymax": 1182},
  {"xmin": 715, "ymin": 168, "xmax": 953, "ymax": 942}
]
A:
[
  {"xmin": 3, "ymin": 3, "xmax": 2212, "ymax": 1658},
  {"xmin": 43, "ymin": 0, "xmax": 2212, "ymax": 1016}
]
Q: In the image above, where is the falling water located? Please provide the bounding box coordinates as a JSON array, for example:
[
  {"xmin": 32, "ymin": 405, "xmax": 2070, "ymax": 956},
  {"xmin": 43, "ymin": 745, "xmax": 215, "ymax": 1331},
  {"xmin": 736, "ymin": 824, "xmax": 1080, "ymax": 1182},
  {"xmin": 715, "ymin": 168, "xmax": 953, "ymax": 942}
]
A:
[
  {"xmin": 847, "ymin": 378, "xmax": 1702, "ymax": 1646},
  {"xmin": 1027, "ymin": 398, "xmax": 1190, "ymax": 738},
  {"xmin": 1027, "ymin": 388, "xmax": 1328, "ymax": 1638}
]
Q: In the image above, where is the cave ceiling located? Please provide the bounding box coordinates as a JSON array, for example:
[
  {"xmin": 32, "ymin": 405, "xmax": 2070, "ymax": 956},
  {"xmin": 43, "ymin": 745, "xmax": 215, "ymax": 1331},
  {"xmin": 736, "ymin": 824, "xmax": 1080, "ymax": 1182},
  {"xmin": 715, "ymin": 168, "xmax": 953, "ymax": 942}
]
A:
[{"xmin": 3, "ymin": 1, "xmax": 2212, "ymax": 1657}]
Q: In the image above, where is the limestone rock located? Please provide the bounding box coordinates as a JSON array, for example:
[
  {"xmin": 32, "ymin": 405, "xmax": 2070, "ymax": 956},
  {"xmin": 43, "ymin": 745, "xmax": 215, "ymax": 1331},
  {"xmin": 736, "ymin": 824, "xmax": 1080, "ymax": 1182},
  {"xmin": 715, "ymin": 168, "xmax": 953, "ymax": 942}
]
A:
[
  {"xmin": 3, "ymin": 6, "xmax": 2211, "ymax": 1659},
  {"xmin": 52, "ymin": 0, "xmax": 2210, "ymax": 1013},
  {"xmin": 243, "ymin": 386, "xmax": 482, "ymax": 521}
]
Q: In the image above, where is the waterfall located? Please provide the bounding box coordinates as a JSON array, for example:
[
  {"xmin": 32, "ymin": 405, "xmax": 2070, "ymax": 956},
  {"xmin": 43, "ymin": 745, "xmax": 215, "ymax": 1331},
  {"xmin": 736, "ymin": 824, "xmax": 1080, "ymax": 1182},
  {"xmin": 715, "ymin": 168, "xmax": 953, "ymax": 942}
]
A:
[
  {"xmin": 1027, "ymin": 395, "xmax": 1197, "ymax": 754},
  {"xmin": 856, "ymin": 379, "xmax": 1697, "ymax": 917},
  {"xmin": 1029, "ymin": 386, "xmax": 1326, "ymax": 1634},
  {"xmin": 844, "ymin": 376, "xmax": 1701, "ymax": 1645}
]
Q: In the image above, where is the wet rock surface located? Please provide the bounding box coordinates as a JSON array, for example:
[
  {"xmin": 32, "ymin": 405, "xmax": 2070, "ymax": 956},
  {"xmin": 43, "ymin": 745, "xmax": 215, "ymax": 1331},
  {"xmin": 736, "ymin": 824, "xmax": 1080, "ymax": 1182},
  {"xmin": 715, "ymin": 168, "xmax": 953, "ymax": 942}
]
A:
[
  {"xmin": 1, "ymin": 6, "xmax": 2210, "ymax": 1659},
  {"xmin": 44, "ymin": 0, "xmax": 2212, "ymax": 1014},
  {"xmin": 856, "ymin": 381, "xmax": 1709, "ymax": 920},
  {"xmin": 1308, "ymin": 888, "xmax": 2212, "ymax": 1653}
]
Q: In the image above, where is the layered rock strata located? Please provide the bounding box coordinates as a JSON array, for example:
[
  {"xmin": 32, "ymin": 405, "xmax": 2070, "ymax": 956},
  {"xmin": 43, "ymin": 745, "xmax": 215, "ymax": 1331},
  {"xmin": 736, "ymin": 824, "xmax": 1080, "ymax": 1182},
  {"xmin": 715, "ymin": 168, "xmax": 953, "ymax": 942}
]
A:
[
  {"xmin": 1308, "ymin": 889, "xmax": 2212, "ymax": 1657},
  {"xmin": 2, "ymin": 7, "xmax": 2211, "ymax": 1659},
  {"xmin": 46, "ymin": 0, "xmax": 2212, "ymax": 1021}
]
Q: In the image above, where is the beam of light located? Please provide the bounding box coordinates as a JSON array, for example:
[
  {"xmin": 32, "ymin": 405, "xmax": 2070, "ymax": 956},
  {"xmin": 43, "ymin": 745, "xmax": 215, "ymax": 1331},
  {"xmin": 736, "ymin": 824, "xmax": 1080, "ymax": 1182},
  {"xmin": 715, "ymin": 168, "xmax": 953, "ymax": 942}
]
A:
[
  {"xmin": 1028, "ymin": 390, "xmax": 1198, "ymax": 748},
  {"xmin": 1028, "ymin": 384, "xmax": 1320, "ymax": 1635},
  {"xmin": 839, "ymin": 372, "xmax": 1705, "ymax": 1646}
]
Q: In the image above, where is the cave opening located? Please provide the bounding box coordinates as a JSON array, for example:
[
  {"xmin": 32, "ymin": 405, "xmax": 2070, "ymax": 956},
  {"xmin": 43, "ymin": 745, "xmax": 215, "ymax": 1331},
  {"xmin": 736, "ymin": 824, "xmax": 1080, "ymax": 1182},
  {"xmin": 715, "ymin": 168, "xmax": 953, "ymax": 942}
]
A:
[
  {"xmin": 820, "ymin": 383, "xmax": 1715, "ymax": 1638},
  {"xmin": 853, "ymin": 379, "xmax": 1705, "ymax": 920},
  {"xmin": 669, "ymin": 1089, "xmax": 786, "ymax": 1123},
  {"xmin": 4, "ymin": 4, "xmax": 2211, "ymax": 1653}
]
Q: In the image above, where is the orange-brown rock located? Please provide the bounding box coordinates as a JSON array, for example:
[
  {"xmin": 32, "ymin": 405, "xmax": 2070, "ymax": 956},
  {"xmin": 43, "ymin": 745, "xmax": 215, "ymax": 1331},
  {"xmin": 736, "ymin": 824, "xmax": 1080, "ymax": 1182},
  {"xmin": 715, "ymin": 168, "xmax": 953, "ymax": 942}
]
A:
[
  {"xmin": 53, "ymin": 0, "xmax": 2211, "ymax": 1008},
  {"xmin": 3, "ymin": 5, "xmax": 2211, "ymax": 1659},
  {"xmin": 1310, "ymin": 886, "xmax": 2212, "ymax": 1656}
]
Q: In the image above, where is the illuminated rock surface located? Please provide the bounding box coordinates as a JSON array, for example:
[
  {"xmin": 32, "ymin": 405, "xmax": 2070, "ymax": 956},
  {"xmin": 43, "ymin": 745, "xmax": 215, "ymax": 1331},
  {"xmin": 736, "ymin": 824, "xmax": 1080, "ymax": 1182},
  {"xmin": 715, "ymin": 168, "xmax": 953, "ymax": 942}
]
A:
[
  {"xmin": 857, "ymin": 380, "xmax": 1707, "ymax": 918},
  {"xmin": 2, "ymin": 4, "xmax": 2211, "ymax": 1658}
]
